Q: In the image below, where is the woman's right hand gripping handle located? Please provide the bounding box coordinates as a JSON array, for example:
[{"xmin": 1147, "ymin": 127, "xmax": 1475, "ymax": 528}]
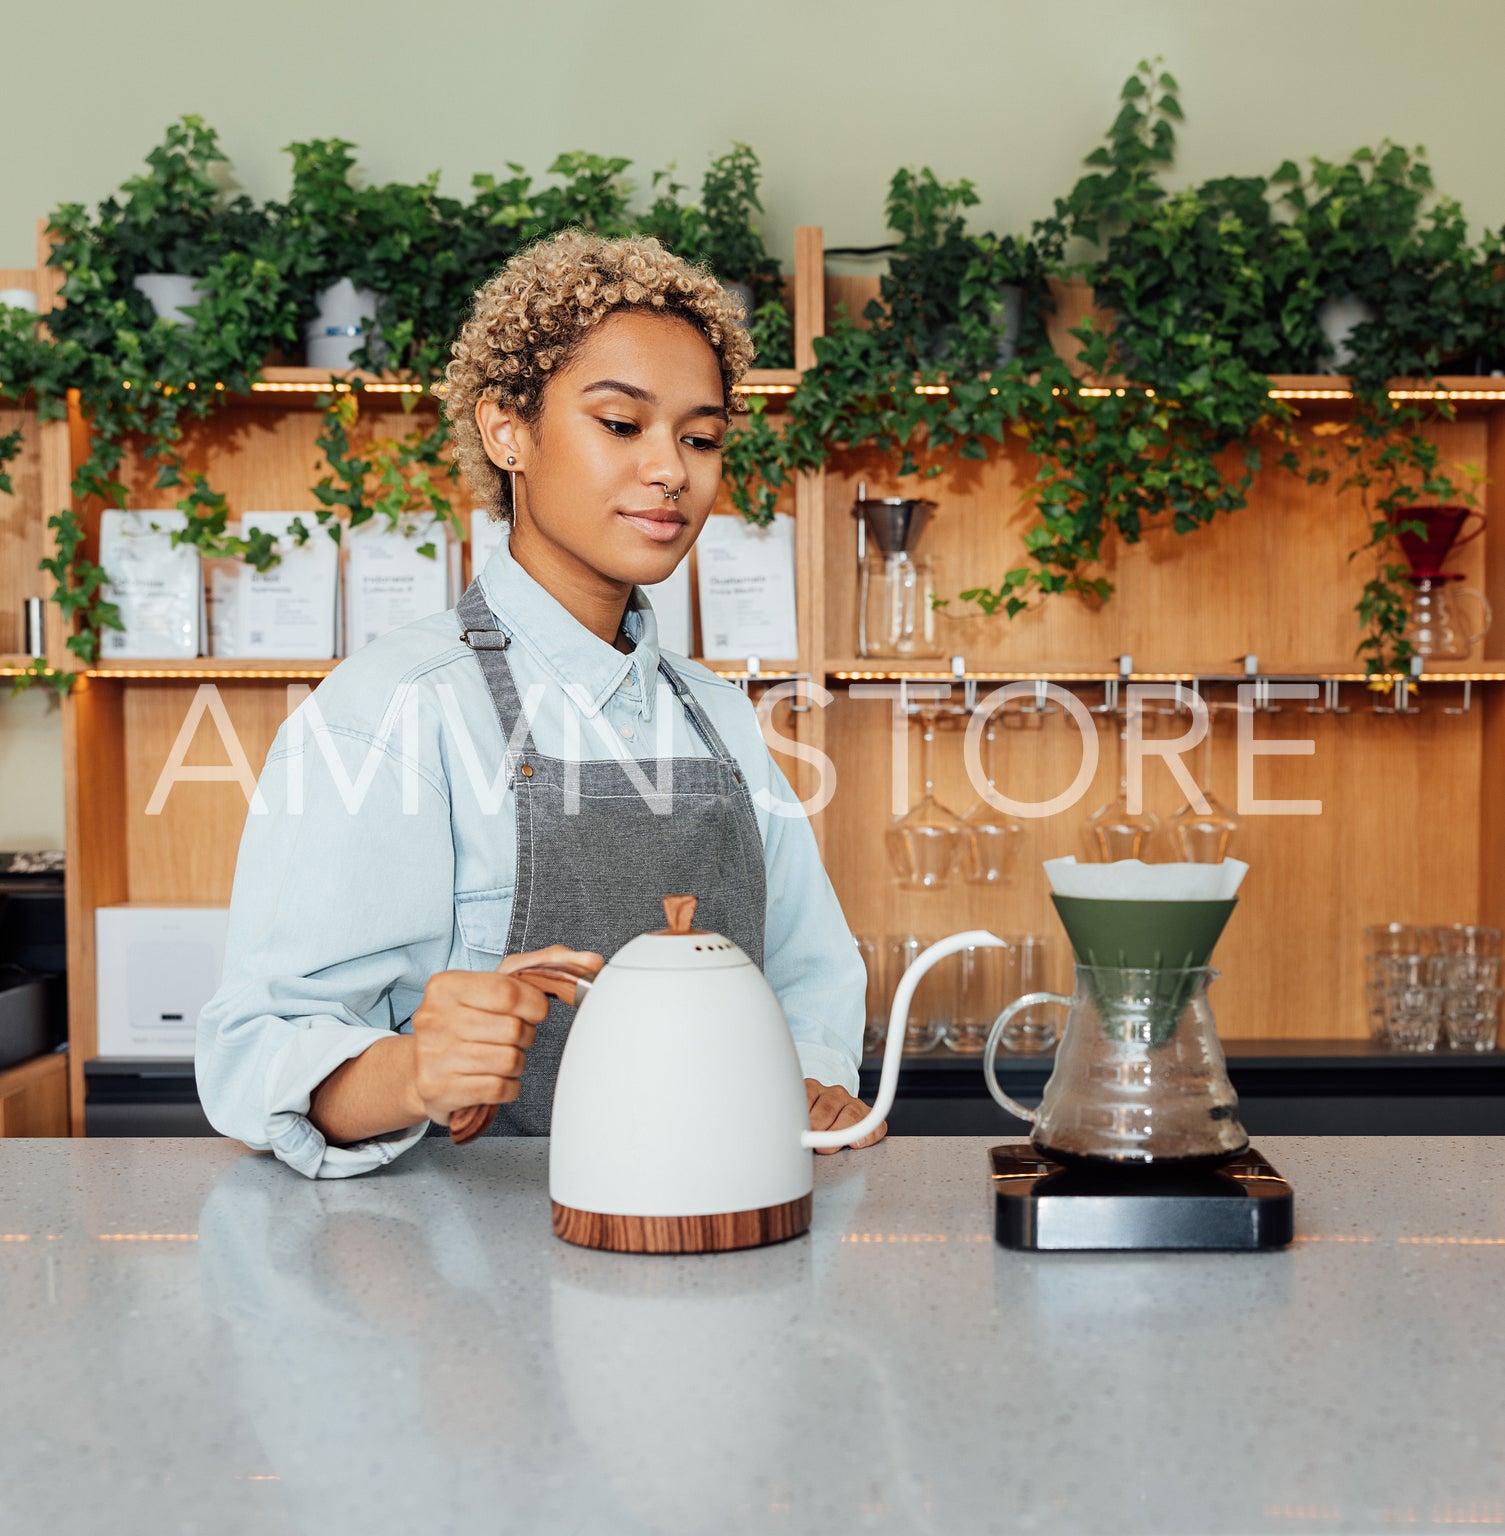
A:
[{"xmin": 402, "ymin": 944, "xmax": 604, "ymax": 1145}]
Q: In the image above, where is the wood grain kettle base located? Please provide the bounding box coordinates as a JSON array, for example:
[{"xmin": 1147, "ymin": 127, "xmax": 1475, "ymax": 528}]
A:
[{"xmin": 552, "ymin": 1193, "xmax": 813, "ymax": 1253}]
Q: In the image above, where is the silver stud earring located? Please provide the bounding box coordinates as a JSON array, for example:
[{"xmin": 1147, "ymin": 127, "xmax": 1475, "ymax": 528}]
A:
[{"xmin": 506, "ymin": 456, "xmax": 516, "ymax": 466}]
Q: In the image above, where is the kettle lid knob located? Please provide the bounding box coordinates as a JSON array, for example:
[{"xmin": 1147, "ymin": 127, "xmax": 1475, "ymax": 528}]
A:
[{"xmin": 659, "ymin": 895, "xmax": 701, "ymax": 934}]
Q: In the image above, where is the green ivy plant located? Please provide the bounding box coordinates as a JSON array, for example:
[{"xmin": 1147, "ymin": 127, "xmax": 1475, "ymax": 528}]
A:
[
  {"xmin": 1277, "ymin": 141, "xmax": 1502, "ymax": 671},
  {"xmin": 29, "ymin": 129, "xmax": 785, "ymax": 682},
  {"xmin": 724, "ymin": 60, "xmax": 1500, "ymax": 674},
  {"xmin": 92, "ymin": 115, "xmax": 267, "ymax": 293},
  {"xmin": 642, "ymin": 144, "xmax": 793, "ymax": 367},
  {"xmin": 724, "ymin": 63, "xmax": 1304, "ymax": 627},
  {"xmin": 20, "ymin": 98, "xmax": 1499, "ymax": 684},
  {"xmin": 311, "ymin": 384, "xmax": 461, "ymax": 550}
]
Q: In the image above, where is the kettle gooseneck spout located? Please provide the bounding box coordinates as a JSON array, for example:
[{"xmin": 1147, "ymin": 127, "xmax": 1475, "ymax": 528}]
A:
[{"xmin": 802, "ymin": 929, "xmax": 1008, "ymax": 1151}]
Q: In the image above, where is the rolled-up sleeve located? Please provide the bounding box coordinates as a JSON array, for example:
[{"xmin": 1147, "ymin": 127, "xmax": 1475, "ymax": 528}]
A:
[
  {"xmin": 195, "ymin": 719, "xmax": 454, "ymax": 1178},
  {"xmin": 757, "ymin": 754, "xmax": 865, "ymax": 1095}
]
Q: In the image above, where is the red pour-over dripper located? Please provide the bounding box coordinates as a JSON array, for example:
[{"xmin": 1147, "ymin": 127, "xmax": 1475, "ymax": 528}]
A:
[{"xmin": 1392, "ymin": 505, "xmax": 1486, "ymax": 578}]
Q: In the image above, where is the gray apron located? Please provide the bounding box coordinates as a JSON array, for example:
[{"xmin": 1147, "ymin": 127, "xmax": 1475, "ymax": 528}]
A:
[{"xmin": 455, "ymin": 577, "xmax": 768, "ymax": 1135}]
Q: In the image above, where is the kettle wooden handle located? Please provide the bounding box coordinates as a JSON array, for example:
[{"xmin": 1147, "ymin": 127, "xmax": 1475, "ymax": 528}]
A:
[{"xmin": 448, "ymin": 961, "xmax": 599, "ymax": 1146}]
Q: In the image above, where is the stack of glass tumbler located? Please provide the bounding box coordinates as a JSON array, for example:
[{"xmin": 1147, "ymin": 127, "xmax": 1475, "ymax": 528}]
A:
[{"xmin": 1365, "ymin": 924, "xmax": 1501, "ymax": 1052}]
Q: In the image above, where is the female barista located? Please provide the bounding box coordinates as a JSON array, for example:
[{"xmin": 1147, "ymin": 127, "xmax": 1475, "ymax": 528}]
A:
[{"xmin": 196, "ymin": 231, "xmax": 883, "ymax": 1177}]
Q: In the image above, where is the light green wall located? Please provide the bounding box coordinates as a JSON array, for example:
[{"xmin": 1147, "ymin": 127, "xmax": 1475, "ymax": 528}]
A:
[
  {"xmin": 6, "ymin": 0, "xmax": 1505, "ymax": 273},
  {"xmin": 4, "ymin": 0, "xmax": 1504, "ymax": 849}
]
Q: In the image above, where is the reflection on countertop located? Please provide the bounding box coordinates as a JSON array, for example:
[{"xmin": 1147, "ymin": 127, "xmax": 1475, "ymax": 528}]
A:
[{"xmin": 2, "ymin": 1134, "xmax": 1504, "ymax": 1534}]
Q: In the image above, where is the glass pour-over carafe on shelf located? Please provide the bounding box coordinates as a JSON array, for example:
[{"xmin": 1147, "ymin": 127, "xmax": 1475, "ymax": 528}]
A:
[
  {"xmin": 1403, "ymin": 574, "xmax": 1492, "ymax": 661},
  {"xmin": 1392, "ymin": 504, "xmax": 1493, "ymax": 661},
  {"xmin": 852, "ymin": 482, "xmax": 942, "ymax": 658}
]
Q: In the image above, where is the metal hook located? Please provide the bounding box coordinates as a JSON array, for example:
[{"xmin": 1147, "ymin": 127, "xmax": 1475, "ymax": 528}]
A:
[
  {"xmin": 1443, "ymin": 679, "xmax": 1473, "ymax": 717},
  {"xmin": 1373, "ymin": 676, "xmax": 1421, "ymax": 715}
]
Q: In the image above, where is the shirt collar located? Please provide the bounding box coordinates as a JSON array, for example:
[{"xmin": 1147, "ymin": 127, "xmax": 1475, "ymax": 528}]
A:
[{"xmin": 475, "ymin": 526, "xmax": 663, "ymax": 720}]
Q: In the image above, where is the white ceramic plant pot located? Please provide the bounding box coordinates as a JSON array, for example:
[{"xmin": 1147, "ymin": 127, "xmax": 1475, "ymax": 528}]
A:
[
  {"xmin": 306, "ymin": 279, "xmax": 381, "ymax": 369},
  {"xmin": 0, "ymin": 288, "xmax": 39, "ymax": 313},
  {"xmin": 1317, "ymin": 292, "xmax": 1375, "ymax": 370},
  {"xmin": 133, "ymin": 273, "xmax": 207, "ymax": 327}
]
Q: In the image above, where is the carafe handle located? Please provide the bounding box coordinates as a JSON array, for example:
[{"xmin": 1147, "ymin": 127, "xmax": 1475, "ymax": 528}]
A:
[
  {"xmin": 983, "ymin": 992, "xmax": 1071, "ymax": 1124},
  {"xmin": 1453, "ymin": 510, "xmax": 1487, "ymax": 551},
  {"xmin": 1457, "ymin": 586, "xmax": 1493, "ymax": 649},
  {"xmin": 803, "ymin": 929, "xmax": 1008, "ymax": 1150}
]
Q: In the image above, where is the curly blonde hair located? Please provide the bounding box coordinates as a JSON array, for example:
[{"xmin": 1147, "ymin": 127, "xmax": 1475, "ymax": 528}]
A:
[{"xmin": 445, "ymin": 230, "xmax": 758, "ymax": 520}]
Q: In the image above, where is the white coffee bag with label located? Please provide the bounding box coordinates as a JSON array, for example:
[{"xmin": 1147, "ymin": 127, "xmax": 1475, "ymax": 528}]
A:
[
  {"xmin": 237, "ymin": 513, "xmax": 339, "ymax": 659},
  {"xmin": 344, "ymin": 514, "xmax": 451, "ymax": 653},
  {"xmin": 99, "ymin": 509, "xmax": 201, "ymax": 658}
]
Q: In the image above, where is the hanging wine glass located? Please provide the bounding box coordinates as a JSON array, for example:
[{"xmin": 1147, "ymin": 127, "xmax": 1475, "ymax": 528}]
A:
[
  {"xmin": 1172, "ymin": 698, "xmax": 1240, "ymax": 862},
  {"xmin": 885, "ymin": 703, "xmax": 964, "ymax": 889},
  {"xmin": 1083, "ymin": 705, "xmax": 1159, "ymax": 862},
  {"xmin": 961, "ymin": 713, "xmax": 1024, "ymax": 885}
]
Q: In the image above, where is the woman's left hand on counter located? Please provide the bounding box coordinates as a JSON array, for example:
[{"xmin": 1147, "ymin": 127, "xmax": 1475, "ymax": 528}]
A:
[{"xmin": 804, "ymin": 1079, "xmax": 888, "ymax": 1154}]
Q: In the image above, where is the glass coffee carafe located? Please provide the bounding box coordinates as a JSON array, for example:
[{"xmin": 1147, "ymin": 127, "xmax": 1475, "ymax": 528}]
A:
[
  {"xmin": 1404, "ymin": 574, "xmax": 1492, "ymax": 661},
  {"xmin": 853, "ymin": 487, "xmax": 942, "ymax": 659},
  {"xmin": 982, "ymin": 965, "xmax": 1248, "ymax": 1164}
]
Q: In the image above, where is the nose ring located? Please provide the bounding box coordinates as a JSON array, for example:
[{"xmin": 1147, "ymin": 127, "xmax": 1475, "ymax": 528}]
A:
[{"xmin": 661, "ymin": 484, "xmax": 683, "ymax": 503}]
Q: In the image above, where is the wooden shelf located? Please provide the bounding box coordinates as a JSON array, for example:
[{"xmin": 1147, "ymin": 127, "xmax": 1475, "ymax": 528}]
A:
[
  {"xmin": 207, "ymin": 365, "xmax": 805, "ymax": 405},
  {"xmin": 1267, "ymin": 375, "xmax": 1505, "ymax": 408},
  {"xmin": 84, "ymin": 657, "xmax": 338, "ymax": 680},
  {"xmin": 0, "ymin": 655, "xmax": 51, "ymax": 677},
  {"xmin": 824, "ymin": 660, "xmax": 1505, "ymax": 684},
  {"xmin": 76, "ymin": 656, "xmax": 805, "ymax": 683}
]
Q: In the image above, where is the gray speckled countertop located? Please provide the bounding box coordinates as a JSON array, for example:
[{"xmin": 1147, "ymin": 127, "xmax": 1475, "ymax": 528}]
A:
[{"xmin": 3, "ymin": 1136, "xmax": 1503, "ymax": 1535}]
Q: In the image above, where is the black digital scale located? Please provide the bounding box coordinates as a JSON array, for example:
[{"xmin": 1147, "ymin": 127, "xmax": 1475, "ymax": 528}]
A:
[{"xmin": 990, "ymin": 1143, "xmax": 1294, "ymax": 1252}]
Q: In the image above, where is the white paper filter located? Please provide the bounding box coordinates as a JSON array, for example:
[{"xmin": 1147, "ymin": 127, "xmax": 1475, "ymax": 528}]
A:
[{"xmin": 1043, "ymin": 857, "xmax": 1248, "ymax": 901}]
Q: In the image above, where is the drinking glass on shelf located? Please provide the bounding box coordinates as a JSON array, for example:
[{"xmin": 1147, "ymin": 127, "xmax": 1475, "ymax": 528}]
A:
[
  {"xmin": 854, "ymin": 933, "xmax": 885, "ymax": 1058},
  {"xmin": 960, "ymin": 714, "xmax": 1025, "ymax": 886},
  {"xmin": 1378, "ymin": 985, "xmax": 1445, "ymax": 1052},
  {"xmin": 944, "ymin": 937, "xmax": 1015, "ymax": 1054},
  {"xmin": 885, "ymin": 705, "xmax": 964, "ymax": 889},
  {"xmin": 1365, "ymin": 923, "xmax": 1435, "ymax": 958},
  {"xmin": 886, "ymin": 933, "xmax": 945, "ymax": 1053},
  {"xmin": 1433, "ymin": 924, "xmax": 1503, "ymax": 960},
  {"xmin": 1443, "ymin": 985, "xmax": 1501, "ymax": 1051},
  {"xmin": 998, "ymin": 933, "xmax": 1059, "ymax": 1054},
  {"xmin": 1434, "ymin": 954, "xmax": 1502, "ymax": 989},
  {"xmin": 1366, "ymin": 953, "xmax": 1442, "ymax": 989},
  {"xmin": 1084, "ymin": 711, "xmax": 1159, "ymax": 862},
  {"xmin": 1172, "ymin": 703, "xmax": 1240, "ymax": 863}
]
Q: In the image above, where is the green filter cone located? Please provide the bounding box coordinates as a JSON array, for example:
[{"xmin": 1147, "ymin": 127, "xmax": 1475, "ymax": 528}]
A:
[
  {"xmin": 1050, "ymin": 896, "xmax": 1239, "ymax": 1045},
  {"xmin": 1049, "ymin": 895, "xmax": 1238, "ymax": 971}
]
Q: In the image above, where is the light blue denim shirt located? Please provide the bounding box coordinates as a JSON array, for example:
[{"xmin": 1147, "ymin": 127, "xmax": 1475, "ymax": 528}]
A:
[{"xmin": 195, "ymin": 530, "xmax": 865, "ymax": 1179}]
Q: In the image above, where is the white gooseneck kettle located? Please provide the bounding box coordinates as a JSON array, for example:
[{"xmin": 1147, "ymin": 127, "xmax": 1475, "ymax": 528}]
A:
[{"xmin": 462, "ymin": 894, "xmax": 996, "ymax": 1255}]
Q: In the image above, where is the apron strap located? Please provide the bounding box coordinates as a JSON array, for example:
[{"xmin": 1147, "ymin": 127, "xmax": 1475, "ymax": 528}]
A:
[
  {"xmin": 458, "ymin": 574, "xmax": 741, "ymax": 770},
  {"xmin": 655, "ymin": 657, "xmax": 741, "ymax": 768},
  {"xmin": 457, "ymin": 578, "xmax": 532, "ymax": 746}
]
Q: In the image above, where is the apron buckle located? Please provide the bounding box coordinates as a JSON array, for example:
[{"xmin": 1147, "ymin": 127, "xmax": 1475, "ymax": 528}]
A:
[{"xmin": 462, "ymin": 628, "xmax": 511, "ymax": 651}]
